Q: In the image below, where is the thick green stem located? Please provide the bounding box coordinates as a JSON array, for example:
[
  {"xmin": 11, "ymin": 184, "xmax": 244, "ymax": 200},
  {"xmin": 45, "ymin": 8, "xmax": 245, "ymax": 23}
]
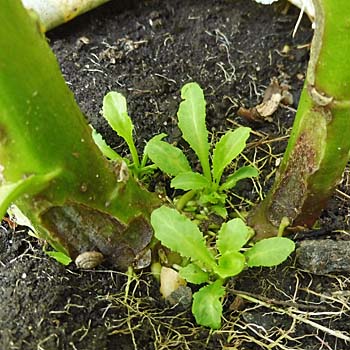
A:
[
  {"xmin": 22, "ymin": 0, "xmax": 112, "ymax": 31},
  {"xmin": 0, "ymin": 0, "xmax": 160, "ymax": 269},
  {"xmin": 248, "ymin": 0, "xmax": 350, "ymax": 239}
]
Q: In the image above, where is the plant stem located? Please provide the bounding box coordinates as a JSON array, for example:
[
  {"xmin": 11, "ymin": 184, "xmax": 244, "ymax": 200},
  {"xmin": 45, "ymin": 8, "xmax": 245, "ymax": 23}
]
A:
[
  {"xmin": 22, "ymin": 0, "xmax": 112, "ymax": 31},
  {"xmin": 128, "ymin": 141, "xmax": 141, "ymax": 170},
  {"xmin": 0, "ymin": 0, "xmax": 160, "ymax": 269},
  {"xmin": 248, "ymin": 0, "xmax": 350, "ymax": 239},
  {"xmin": 277, "ymin": 217, "xmax": 290, "ymax": 237},
  {"xmin": 176, "ymin": 190, "xmax": 197, "ymax": 211}
]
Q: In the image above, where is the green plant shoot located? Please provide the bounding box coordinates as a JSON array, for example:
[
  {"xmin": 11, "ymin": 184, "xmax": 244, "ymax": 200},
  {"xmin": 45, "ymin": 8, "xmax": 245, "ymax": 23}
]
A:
[
  {"xmin": 146, "ymin": 83, "xmax": 258, "ymax": 216},
  {"xmin": 93, "ymin": 91, "xmax": 157, "ymax": 178},
  {"xmin": 177, "ymin": 83, "xmax": 211, "ymax": 181},
  {"xmin": 96, "ymin": 82, "xmax": 258, "ymax": 217},
  {"xmin": 151, "ymin": 206, "xmax": 295, "ymax": 329}
]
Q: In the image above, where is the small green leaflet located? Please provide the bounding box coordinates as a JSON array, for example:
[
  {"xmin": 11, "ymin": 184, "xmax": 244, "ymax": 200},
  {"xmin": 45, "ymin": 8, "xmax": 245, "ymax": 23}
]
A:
[
  {"xmin": 212, "ymin": 127, "xmax": 251, "ymax": 184},
  {"xmin": 91, "ymin": 128, "xmax": 122, "ymax": 161},
  {"xmin": 245, "ymin": 237, "xmax": 295, "ymax": 267},
  {"xmin": 214, "ymin": 251, "xmax": 246, "ymax": 279},
  {"xmin": 192, "ymin": 280, "xmax": 225, "ymax": 329},
  {"xmin": 103, "ymin": 92, "xmax": 133, "ymax": 143},
  {"xmin": 145, "ymin": 136, "xmax": 192, "ymax": 176},
  {"xmin": 151, "ymin": 206, "xmax": 216, "ymax": 268},
  {"xmin": 216, "ymin": 218, "xmax": 254, "ymax": 254},
  {"xmin": 179, "ymin": 263, "xmax": 209, "ymax": 284},
  {"xmin": 171, "ymin": 172, "xmax": 210, "ymax": 191},
  {"xmin": 211, "ymin": 204, "xmax": 227, "ymax": 219},
  {"xmin": 199, "ymin": 191, "xmax": 226, "ymax": 205},
  {"xmin": 102, "ymin": 91, "xmax": 139, "ymax": 166},
  {"xmin": 45, "ymin": 250, "xmax": 72, "ymax": 266},
  {"xmin": 220, "ymin": 166, "xmax": 259, "ymax": 191},
  {"xmin": 177, "ymin": 83, "xmax": 211, "ymax": 180}
]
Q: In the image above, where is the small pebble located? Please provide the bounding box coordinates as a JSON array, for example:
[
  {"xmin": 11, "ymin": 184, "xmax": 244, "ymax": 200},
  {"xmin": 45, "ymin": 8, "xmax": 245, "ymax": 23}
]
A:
[
  {"xmin": 160, "ymin": 266, "xmax": 186, "ymax": 298},
  {"xmin": 296, "ymin": 240, "xmax": 350, "ymax": 274},
  {"xmin": 165, "ymin": 286, "xmax": 193, "ymax": 310}
]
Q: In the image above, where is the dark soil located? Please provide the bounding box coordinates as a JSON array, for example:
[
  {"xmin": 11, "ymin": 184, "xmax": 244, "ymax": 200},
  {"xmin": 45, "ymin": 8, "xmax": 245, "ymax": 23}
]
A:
[{"xmin": 1, "ymin": 0, "xmax": 350, "ymax": 349}]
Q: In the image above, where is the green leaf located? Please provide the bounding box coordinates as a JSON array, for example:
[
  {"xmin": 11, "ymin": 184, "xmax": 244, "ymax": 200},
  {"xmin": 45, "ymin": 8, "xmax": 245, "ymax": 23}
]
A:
[
  {"xmin": 171, "ymin": 172, "xmax": 210, "ymax": 190},
  {"xmin": 146, "ymin": 137, "xmax": 192, "ymax": 176},
  {"xmin": 91, "ymin": 128, "xmax": 122, "ymax": 161},
  {"xmin": 151, "ymin": 206, "xmax": 216, "ymax": 268},
  {"xmin": 217, "ymin": 218, "xmax": 254, "ymax": 254},
  {"xmin": 177, "ymin": 82, "xmax": 211, "ymax": 180},
  {"xmin": 245, "ymin": 237, "xmax": 295, "ymax": 267},
  {"xmin": 143, "ymin": 133, "xmax": 166, "ymax": 157},
  {"xmin": 45, "ymin": 250, "xmax": 72, "ymax": 266},
  {"xmin": 199, "ymin": 191, "xmax": 226, "ymax": 205},
  {"xmin": 103, "ymin": 92, "xmax": 133, "ymax": 143},
  {"xmin": 192, "ymin": 280, "xmax": 225, "ymax": 329},
  {"xmin": 220, "ymin": 166, "xmax": 259, "ymax": 191},
  {"xmin": 179, "ymin": 263, "xmax": 209, "ymax": 284},
  {"xmin": 103, "ymin": 91, "xmax": 139, "ymax": 166},
  {"xmin": 211, "ymin": 205, "xmax": 227, "ymax": 219},
  {"xmin": 214, "ymin": 251, "xmax": 245, "ymax": 278},
  {"xmin": 0, "ymin": 169, "xmax": 61, "ymax": 220},
  {"xmin": 212, "ymin": 127, "xmax": 251, "ymax": 184}
]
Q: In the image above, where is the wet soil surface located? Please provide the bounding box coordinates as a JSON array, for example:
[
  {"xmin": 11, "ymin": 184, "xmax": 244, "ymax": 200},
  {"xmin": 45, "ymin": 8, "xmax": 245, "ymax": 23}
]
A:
[{"xmin": 1, "ymin": 0, "xmax": 350, "ymax": 349}]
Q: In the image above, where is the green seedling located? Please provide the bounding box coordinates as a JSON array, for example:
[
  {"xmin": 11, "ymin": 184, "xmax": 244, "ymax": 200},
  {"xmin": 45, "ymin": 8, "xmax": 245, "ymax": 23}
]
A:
[
  {"xmin": 96, "ymin": 83, "xmax": 258, "ymax": 215},
  {"xmin": 151, "ymin": 206, "xmax": 295, "ymax": 329},
  {"xmin": 92, "ymin": 91, "xmax": 157, "ymax": 179},
  {"xmin": 146, "ymin": 82, "xmax": 258, "ymax": 217}
]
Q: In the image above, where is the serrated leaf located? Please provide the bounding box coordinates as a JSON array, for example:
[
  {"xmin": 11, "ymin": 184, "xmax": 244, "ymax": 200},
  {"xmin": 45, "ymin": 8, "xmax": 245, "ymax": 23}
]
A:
[
  {"xmin": 177, "ymin": 82, "xmax": 211, "ymax": 180},
  {"xmin": 192, "ymin": 280, "xmax": 225, "ymax": 329},
  {"xmin": 245, "ymin": 237, "xmax": 295, "ymax": 267},
  {"xmin": 212, "ymin": 127, "xmax": 251, "ymax": 184},
  {"xmin": 179, "ymin": 263, "xmax": 209, "ymax": 284},
  {"xmin": 214, "ymin": 251, "xmax": 246, "ymax": 278},
  {"xmin": 91, "ymin": 128, "xmax": 122, "ymax": 161},
  {"xmin": 103, "ymin": 92, "xmax": 140, "ymax": 166},
  {"xmin": 217, "ymin": 218, "xmax": 254, "ymax": 254},
  {"xmin": 103, "ymin": 92, "xmax": 133, "ymax": 144},
  {"xmin": 151, "ymin": 206, "xmax": 216, "ymax": 268},
  {"xmin": 146, "ymin": 137, "xmax": 192, "ymax": 176},
  {"xmin": 171, "ymin": 172, "xmax": 210, "ymax": 190},
  {"xmin": 143, "ymin": 133, "xmax": 166, "ymax": 156},
  {"xmin": 220, "ymin": 166, "xmax": 259, "ymax": 191}
]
